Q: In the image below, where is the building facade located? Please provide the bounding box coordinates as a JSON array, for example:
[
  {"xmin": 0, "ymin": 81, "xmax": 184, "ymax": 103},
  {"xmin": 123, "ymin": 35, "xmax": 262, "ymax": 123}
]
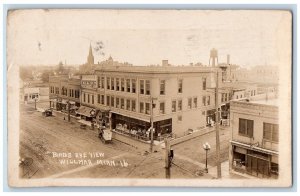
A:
[{"xmin": 229, "ymin": 99, "xmax": 279, "ymax": 178}]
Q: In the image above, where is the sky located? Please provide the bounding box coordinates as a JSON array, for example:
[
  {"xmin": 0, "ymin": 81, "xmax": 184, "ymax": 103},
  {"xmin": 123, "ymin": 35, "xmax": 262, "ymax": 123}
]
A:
[{"xmin": 7, "ymin": 9, "xmax": 291, "ymax": 67}]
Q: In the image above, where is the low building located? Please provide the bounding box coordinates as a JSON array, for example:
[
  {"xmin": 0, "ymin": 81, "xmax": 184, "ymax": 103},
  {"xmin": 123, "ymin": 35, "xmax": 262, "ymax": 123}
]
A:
[
  {"xmin": 49, "ymin": 75, "xmax": 81, "ymax": 113},
  {"xmin": 229, "ymin": 98, "xmax": 279, "ymax": 178},
  {"xmin": 20, "ymin": 79, "xmax": 49, "ymax": 103}
]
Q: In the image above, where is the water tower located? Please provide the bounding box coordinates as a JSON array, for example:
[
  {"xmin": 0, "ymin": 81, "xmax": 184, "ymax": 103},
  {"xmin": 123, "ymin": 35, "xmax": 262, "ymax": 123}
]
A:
[{"xmin": 209, "ymin": 48, "xmax": 218, "ymax": 67}]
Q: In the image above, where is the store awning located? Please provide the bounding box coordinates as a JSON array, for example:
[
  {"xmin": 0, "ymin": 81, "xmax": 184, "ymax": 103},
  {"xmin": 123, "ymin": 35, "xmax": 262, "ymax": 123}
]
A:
[
  {"xmin": 230, "ymin": 140, "xmax": 278, "ymax": 155},
  {"xmin": 76, "ymin": 106, "xmax": 97, "ymax": 117}
]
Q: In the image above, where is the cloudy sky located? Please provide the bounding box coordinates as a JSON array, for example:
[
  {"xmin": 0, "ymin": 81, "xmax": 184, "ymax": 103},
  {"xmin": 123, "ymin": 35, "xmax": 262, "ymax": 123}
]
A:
[{"xmin": 7, "ymin": 9, "xmax": 291, "ymax": 67}]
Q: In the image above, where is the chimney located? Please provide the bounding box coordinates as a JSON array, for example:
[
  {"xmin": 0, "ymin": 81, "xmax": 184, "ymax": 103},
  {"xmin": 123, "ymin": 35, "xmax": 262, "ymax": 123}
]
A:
[{"xmin": 162, "ymin": 60, "xmax": 169, "ymax": 66}]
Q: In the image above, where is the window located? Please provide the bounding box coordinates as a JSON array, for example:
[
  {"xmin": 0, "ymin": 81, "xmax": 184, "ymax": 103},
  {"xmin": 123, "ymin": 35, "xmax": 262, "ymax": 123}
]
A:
[
  {"xmin": 101, "ymin": 95, "xmax": 104, "ymax": 105},
  {"xmin": 145, "ymin": 103, "xmax": 150, "ymax": 114},
  {"xmin": 111, "ymin": 78, "xmax": 115, "ymax": 90},
  {"xmin": 121, "ymin": 98, "xmax": 125, "ymax": 109},
  {"xmin": 121, "ymin": 78, "xmax": 125, "ymax": 91},
  {"xmin": 98, "ymin": 76, "xmax": 101, "ymax": 88},
  {"xmin": 106, "ymin": 95, "xmax": 110, "ymax": 106},
  {"xmin": 193, "ymin": 97, "xmax": 197, "ymax": 108},
  {"xmin": 97, "ymin": 94, "xmax": 100, "ymax": 104},
  {"xmin": 116, "ymin": 97, "xmax": 120, "ymax": 108},
  {"xmin": 178, "ymin": 115, "xmax": 182, "ymax": 122},
  {"xmin": 101, "ymin": 77, "xmax": 105, "ymax": 89},
  {"xmin": 202, "ymin": 77, "xmax": 207, "ymax": 90},
  {"xmin": 83, "ymin": 93, "xmax": 86, "ymax": 102},
  {"xmin": 239, "ymin": 118, "xmax": 254, "ymax": 137},
  {"xmin": 91, "ymin": 95, "xmax": 94, "ymax": 104},
  {"xmin": 116, "ymin": 78, "xmax": 120, "ymax": 91},
  {"xmin": 178, "ymin": 99, "xmax": 182, "ymax": 111},
  {"xmin": 132, "ymin": 100, "xmax": 136, "ymax": 112},
  {"xmin": 188, "ymin": 98, "xmax": 192, "ymax": 109},
  {"xmin": 126, "ymin": 79, "xmax": 131, "ymax": 92},
  {"xmin": 88, "ymin": 94, "xmax": 90, "ymax": 103},
  {"xmin": 160, "ymin": 80, "xmax": 165, "ymax": 95},
  {"xmin": 140, "ymin": 80, "xmax": 144, "ymax": 94},
  {"xmin": 160, "ymin": 102, "xmax": 165, "ymax": 114},
  {"xmin": 106, "ymin": 77, "xmax": 110, "ymax": 90},
  {"xmin": 202, "ymin": 96, "xmax": 206, "ymax": 106},
  {"xmin": 172, "ymin": 100, "xmax": 176, "ymax": 112},
  {"xmin": 207, "ymin": 96, "xmax": 210, "ymax": 105},
  {"xmin": 146, "ymin": 80, "xmax": 150, "ymax": 95},
  {"xmin": 140, "ymin": 102, "xmax": 144, "ymax": 113},
  {"xmin": 111, "ymin": 96, "xmax": 114, "ymax": 107},
  {"xmin": 126, "ymin": 99, "xmax": 131, "ymax": 110},
  {"xmin": 178, "ymin": 79, "xmax": 183, "ymax": 93},
  {"xmin": 132, "ymin": 79, "xmax": 136, "ymax": 93},
  {"xmin": 263, "ymin": 123, "xmax": 279, "ymax": 142},
  {"xmin": 75, "ymin": 90, "xmax": 80, "ymax": 98}
]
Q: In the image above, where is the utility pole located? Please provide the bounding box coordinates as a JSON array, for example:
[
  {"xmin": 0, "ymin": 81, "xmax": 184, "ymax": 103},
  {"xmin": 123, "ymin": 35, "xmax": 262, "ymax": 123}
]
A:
[
  {"xmin": 215, "ymin": 68, "xmax": 222, "ymax": 178},
  {"xmin": 150, "ymin": 98, "xmax": 154, "ymax": 152},
  {"xmin": 68, "ymin": 100, "xmax": 71, "ymax": 122},
  {"xmin": 164, "ymin": 138, "xmax": 171, "ymax": 179}
]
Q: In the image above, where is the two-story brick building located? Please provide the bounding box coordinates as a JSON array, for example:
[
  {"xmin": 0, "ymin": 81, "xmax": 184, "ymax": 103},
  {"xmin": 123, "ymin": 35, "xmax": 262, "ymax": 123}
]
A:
[{"xmin": 229, "ymin": 98, "xmax": 279, "ymax": 178}]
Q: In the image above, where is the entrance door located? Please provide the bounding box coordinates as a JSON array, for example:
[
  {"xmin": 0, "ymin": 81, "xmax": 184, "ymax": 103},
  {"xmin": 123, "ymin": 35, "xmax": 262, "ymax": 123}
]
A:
[{"xmin": 246, "ymin": 155, "xmax": 270, "ymax": 178}]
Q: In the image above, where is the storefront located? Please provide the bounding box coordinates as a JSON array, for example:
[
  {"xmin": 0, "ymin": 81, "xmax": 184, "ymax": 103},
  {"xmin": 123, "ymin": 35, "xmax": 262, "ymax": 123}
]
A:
[
  {"xmin": 76, "ymin": 105, "xmax": 98, "ymax": 121},
  {"xmin": 231, "ymin": 141, "xmax": 278, "ymax": 179}
]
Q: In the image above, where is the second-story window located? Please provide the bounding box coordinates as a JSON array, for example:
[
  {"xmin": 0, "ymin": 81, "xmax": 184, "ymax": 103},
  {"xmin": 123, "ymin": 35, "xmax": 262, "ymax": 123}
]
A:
[
  {"xmin": 160, "ymin": 80, "xmax": 165, "ymax": 95},
  {"xmin": 111, "ymin": 78, "xmax": 115, "ymax": 90},
  {"xmin": 140, "ymin": 80, "xmax": 145, "ymax": 94},
  {"xmin": 178, "ymin": 99, "xmax": 182, "ymax": 111},
  {"xmin": 202, "ymin": 77, "xmax": 207, "ymax": 90},
  {"xmin": 172, "ymin": 100, "xmax": 176, "ymax": 112},
  {"xmin": 239, "ymin": 118, "xmax": 254, "ymax": 137},
  {"xmin": 159, "ymin": 102, "xmax": 165, "ymax": 114},
  {"xmin": 126, "ymin": 79, "xmax": 131, "ymax": 92},
  {"xmin": 101, "ymin": 95, "xmax": 104, "ymax": 105},
  {"xmin": 88, "ymin": 94, "xmax": 90, "ymax": 103},
  {"xmin": 193, "ymin": 97, "xmax": 198, "ymax": 108},
  {"xmin": 178, "ymin": 79, "xmax": 183, "ymax": 93},
  {"xmin": 116, "ymin": 97, "xmax": 120, "ymax": 108},
  {"xmin": 139, "ymin": 102, "xmax": 144, "ymax": 113},
  {"xmin": 121, "ymin": 98, "xmax": 125, "ymax": 109},
  {"xmin": 202, "ymin": 96, "xmax": 206, "ymax": 106},
  {"xmin": 207, "ymin": 96, "xmax": 210, "ymax": 105},
  {"xmin": 132, "ymin": 79, "xmax": 136, "ymax": 93},
  {"xmin": 146, "ymin": 80, "xmax": 150, "ymax": 95},
  {"xmin": 116, "ymin": 78, "xmax": 120, "ymax": 91},
  {"xmin": 263, "ymin": 123, "xmax": 279, "ymax": 143},
  {"xmin": 106, "ymin": 95, "xmax": 110, "ymax": 106},
  {"xmin": 107, "ymin": 77, "xmax": 110, "ymax": 90},
  {"xmin": 188, "ymin": 98, "xmax": 192, "ymax": 109},
  {"xmin": 132, "ymin": 99, "xmax": 136, "ymax": 112},
  {"xmin": 111, "ymin": 96, "xmax": 114, "ymax": 107},
  {"xmin": 83, "ymin": 93, "xmax": 86, "ymax": 102},
  {"xmin": 120, "ymin": 78, "xmax": 124, "ymax": 91},
  {"xmin": 126, "ymin": 99, "xmax": 131, "ymax": 110},
  {"xmin": 101, "ymin": 77, "xmax": 105, "ymax": 89},
  {"xmin": 97, "ymin": 94, "xmax": 100, "ymax": 104},
  {"xmin": 145, "ymin": 103, "xmax": 150, "ymax": 114}
]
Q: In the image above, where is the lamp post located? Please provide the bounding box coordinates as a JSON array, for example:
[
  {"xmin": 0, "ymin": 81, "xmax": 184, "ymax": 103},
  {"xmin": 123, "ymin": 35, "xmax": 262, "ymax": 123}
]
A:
[
  {"xmin": 203, "ymin": 142, "xmax": 211, "ymax": 173},
  {"xmin": 90, "ymin": 109, "xmax": 96, "ymax": 130}
]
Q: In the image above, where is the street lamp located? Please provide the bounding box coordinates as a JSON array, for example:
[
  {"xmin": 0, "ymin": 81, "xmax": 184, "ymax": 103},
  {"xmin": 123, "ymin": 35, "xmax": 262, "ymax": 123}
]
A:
[
  {"xmin": 203, "ymin": 142, "xmax": 211, "ymax": 173},
  {"xmin": 90, "ymin": 109, "xmax": 96, "ymax": 130}
]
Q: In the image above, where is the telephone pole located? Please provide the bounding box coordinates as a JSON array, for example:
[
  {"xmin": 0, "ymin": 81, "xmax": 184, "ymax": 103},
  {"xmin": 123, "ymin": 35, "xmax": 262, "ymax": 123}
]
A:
[
  {"xmin": 68, "ymin": 100, "xmax": 71, "ymax": 122},
  {"xmin": 215, "ymin": 68, "xmax": 222, "ymax": 178},
  {"xmin": 164, "ymin": 138, "xmax": 171, "ymax": 179}
]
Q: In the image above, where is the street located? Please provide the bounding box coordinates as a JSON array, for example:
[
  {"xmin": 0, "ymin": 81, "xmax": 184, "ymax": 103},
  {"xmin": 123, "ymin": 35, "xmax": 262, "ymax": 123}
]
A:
[{"xmin": 19, "ymin": 102, "xmax": 243, "ymax": 179}]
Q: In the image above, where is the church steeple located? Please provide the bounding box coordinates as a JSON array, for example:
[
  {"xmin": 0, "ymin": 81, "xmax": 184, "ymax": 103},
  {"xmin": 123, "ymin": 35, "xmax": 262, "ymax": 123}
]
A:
[{"xmin": 87, "ymin": 43, "xmax": 94, "ymax": 65}]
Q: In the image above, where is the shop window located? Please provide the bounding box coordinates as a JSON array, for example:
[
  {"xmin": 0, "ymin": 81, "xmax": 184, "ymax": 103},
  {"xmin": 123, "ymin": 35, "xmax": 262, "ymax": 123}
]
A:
[{"xmin": 239, "ymin": 118, "xmax": 254, "ymax": 137}]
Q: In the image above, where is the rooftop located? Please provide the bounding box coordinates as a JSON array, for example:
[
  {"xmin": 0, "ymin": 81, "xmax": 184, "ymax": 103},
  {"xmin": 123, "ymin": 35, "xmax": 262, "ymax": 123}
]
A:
[{"xmin": 249, "ymin": 98, "xmax": 278, "ymax": 106}]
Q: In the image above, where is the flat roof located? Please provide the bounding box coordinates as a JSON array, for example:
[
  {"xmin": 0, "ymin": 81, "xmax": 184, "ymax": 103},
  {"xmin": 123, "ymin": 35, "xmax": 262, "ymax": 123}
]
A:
[{"xmin": 249, "ymin": 99, "xmax": 278, "ymax": 106}]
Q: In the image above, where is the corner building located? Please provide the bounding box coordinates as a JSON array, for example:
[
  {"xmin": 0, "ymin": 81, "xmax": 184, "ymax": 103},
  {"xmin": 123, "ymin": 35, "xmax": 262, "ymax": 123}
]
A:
[{"xmin": 80, "ymin": 64, "xmax": 214, "ymax": 138}]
